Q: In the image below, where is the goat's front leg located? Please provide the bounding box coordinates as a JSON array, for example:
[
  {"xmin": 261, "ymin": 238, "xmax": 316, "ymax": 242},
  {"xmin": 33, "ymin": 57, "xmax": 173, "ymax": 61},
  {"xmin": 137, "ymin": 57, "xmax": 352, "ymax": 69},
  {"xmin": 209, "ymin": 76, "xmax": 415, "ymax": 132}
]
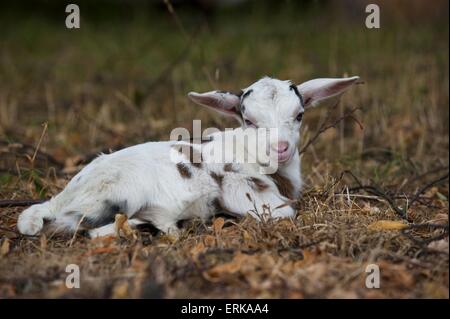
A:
[{"xmin": 218, "ymin": 173, "xmax": 295, "ymax": 220}]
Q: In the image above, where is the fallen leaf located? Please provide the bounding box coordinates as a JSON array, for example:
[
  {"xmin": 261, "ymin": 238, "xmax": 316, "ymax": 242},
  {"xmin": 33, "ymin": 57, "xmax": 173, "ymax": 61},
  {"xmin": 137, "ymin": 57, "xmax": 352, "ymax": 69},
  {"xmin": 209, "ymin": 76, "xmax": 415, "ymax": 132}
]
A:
[
  {"xmin": 158, "ymin": 234, "xmax": 177, "ymax": 244},
  {"xmin": 362, "ymin": 203, "xmax": 381, "ymax": 214},
  {"xmin": 112, "ymin": 280, "xmax": 129, "ymax": 299},
  {"xmin": 83, "ymin": 246, "xmax": 118, "ymax": 257},
  {"xmin": 205, "ymin": 253, "xmax": 249, "ymax": 281},
  {"xmin": 1, "ymin": 239, "xmax": 10, "ymax": 256},
  {"xmin": 40, "ymin": 234, "xmax": 47, "ymax": 250},
  {"xmin": 203, "ymin": 235, "xmax": 216, "ymax": 247},
  {"xmin": 190, "ymin": 242, "xmax": 206, "ymax": 261},
  {"xmin": 367, "ymin": 220, "xmax": 408, "ymax": 231},
  {"xmin": 242, "ymin": 230, "xmax": 253, "ymax": 242},
  {"xmin": 213, "ymin": 217, "xmax": 225, "ymax": 234},
  {"xmin": 428, "ymin": 238, "xmax": 449, "ymax": 252},
  {"xmin": 90, "ymin": 235, "xmax": 116, "ymax": 245},
  {"xmin": 114, "ymin": 214, "xmax": 137, "ymax": 240},
  {"xmin": 428, "ymin": 213, "xmax": 448, "ymax": 225},
  {"xmin": 203, "ymin": 252, "xmax": 260, "ymax": 282}
]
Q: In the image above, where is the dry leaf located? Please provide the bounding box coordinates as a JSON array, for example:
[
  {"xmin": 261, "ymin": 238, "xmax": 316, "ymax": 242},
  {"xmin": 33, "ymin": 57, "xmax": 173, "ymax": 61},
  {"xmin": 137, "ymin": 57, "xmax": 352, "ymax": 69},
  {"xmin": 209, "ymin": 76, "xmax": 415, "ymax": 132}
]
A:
[
  {"xmin": 83, "ymin": 246, "xmax": 118, "ymax": 257},
  {"xmin": 1, "ymin": 239, "xmax": 10, "ymax": 256},
  {"xmin": 190, "ymin": 242, "xmax": 206, "ymax": 261},
  {"xmin": 428, "ymin": 213, "xmax": 449, "ymax": 225},
  {"xmin": 362, "ymin": 203, "xmax": 381, "ymax": 214},
  {"xmin": 367, "ymin": 220, "xmax": 408, "ymax": 231},
  {"xmin": 114, "ymin": 214, "xmax": 137, "ymax": 240},
  {"xmin": 112, "ymin": 280, "xmax": 129, "ymax": 299},
  {"xmin": 213, "ymin": 217, "xmax": 225, "ymax": 234},
  {"xmin": 158, "ymin": 234, "xmax": 177, "ymax": 244},
  {"xmin": 90, "ymin": 235, "xmax": 116, "ymax": 245},
  {"xmin": 204, "ymin": 253, "xmax": 249, "ymax": 281},
  {"xmin": 428, "ymin": 238, "xmax": 449, "ymax": 252},
  {"xmin": 242, "ymin": 230, "xmax": 253, "ymax": 242},
  {"xmin": 203, "ymin": 235, "xmax": 216, "ymax": 247},
  {"xmin": 40, "ymin": 234, "xmax": 47, "ymax": 250}
]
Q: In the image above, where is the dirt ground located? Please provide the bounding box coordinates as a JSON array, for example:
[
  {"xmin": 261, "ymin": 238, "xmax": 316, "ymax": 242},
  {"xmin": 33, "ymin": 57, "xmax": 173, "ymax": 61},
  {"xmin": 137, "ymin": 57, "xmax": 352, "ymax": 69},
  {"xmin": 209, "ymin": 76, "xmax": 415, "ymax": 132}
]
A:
[{"xmin": 0, "ymin": 0, "xmax": 448, "ymax": 298}]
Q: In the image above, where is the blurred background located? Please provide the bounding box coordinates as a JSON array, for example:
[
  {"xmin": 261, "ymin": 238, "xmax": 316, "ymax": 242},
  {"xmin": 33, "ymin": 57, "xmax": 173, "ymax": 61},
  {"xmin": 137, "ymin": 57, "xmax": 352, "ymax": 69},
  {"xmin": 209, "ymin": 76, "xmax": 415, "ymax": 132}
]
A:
[{"xmin": 0, "ymin": 0, "xmax": 448, "ymax": 196}]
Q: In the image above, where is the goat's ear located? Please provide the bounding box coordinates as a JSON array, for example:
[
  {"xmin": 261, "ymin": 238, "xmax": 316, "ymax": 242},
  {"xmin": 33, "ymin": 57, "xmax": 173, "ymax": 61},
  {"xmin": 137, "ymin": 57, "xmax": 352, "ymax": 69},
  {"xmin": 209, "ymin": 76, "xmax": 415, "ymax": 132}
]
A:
[
  {"xmin": 188, "ymin": 90, "xmax": 241, "ymax": 118},
  {"xmin": 297, "ymin": 76, "xmax": 360, "ymax": 109}
]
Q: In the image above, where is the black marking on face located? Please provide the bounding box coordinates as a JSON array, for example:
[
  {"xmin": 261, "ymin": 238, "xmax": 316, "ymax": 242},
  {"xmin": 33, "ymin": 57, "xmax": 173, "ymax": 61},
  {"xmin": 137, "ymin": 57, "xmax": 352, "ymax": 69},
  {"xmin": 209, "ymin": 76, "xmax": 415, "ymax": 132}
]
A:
[
  {"xmin": 241, "ymin": 89, "xmax": 253, "ymax": 101},
  {"xmin": 177, "ymin": 162, "xmax": 192, "ymax": 178},
  {"xmin": 235, "ymin": 89, "xmax": 253, "ymax": 123},
  {"xmin": 289, "ymin": 84, "xmax": 304, "ymax": 107}
]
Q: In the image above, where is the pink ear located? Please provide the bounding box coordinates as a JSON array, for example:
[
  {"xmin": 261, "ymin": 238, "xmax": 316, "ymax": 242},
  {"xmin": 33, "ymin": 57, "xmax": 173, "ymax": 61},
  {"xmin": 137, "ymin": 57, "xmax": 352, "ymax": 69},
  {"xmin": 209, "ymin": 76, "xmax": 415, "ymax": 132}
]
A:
[
  {"xmin": 297, "ymin": 76, "xmax": 360, "ymax": 108},
  {"xmin": 188, "ymin": 91, "xmax": 241, "ymax": 117}
]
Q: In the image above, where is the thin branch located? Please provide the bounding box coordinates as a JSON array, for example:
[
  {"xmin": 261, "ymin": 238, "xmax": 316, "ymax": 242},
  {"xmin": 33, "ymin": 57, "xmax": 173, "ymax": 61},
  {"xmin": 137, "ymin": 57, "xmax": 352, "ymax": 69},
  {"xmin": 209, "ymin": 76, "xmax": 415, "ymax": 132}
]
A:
[
  {"xmin": 299, "ymin": 106, "xmax": 362, "ymax": 155},
  {"xmin": 0, "ymin": 140, "xmax": 64, "ymax": 168},
  {"xmin": 0, "ymin": 199, "xmax": 45, "ymax": 208},
  {"xmin": 408, "ymin": 173, "xmax": 449, "ymax": 208}
]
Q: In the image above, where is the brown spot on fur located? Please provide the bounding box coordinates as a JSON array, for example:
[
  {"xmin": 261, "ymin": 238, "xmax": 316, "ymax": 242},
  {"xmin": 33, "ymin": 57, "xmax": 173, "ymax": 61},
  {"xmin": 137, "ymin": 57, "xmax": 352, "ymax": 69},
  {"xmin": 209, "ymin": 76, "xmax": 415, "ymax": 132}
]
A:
[
  {"xmin": 210, "ymin": 171, "xmax": 224, "ymax": 188},
  {"xmin": 268, "ymin": 172, "xmax": 294, "ymax": 199},
  {"xmin": 177, "ymin": 163, "xmax": 192, "ymax": 178},
  {"xmin": 247, "ymin": 177, "xmax": 269, "ymax": 192},
  {"xmin": 223, "ymin": 163, "xmax": 238, "ymax": 172}
]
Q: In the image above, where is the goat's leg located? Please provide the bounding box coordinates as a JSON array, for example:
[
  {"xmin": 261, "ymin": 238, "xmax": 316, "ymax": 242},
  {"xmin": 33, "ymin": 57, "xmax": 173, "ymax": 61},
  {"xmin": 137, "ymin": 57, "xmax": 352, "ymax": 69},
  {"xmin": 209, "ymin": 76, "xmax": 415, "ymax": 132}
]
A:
[
  {"xmin": 219, "ymin": 174, "xmax": 295, "ymax": 220},
  {"xmin": 150, "ymin": 215, "xmax": 180, "ymax": 236},
  {"xmin": 17, "ymin": 201, "xmax": 55, "ymax": 236},
  {"xmin": 88, "ymin": 218, "xmax": 149, "ymax": 238}
]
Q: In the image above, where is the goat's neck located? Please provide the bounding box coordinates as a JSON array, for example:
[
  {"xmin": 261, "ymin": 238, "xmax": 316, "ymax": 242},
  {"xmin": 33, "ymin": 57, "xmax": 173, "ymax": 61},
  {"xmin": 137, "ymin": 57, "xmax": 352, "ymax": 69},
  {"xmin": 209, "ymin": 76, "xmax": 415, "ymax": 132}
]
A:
[{"xmin": 276, "ymin": 149, "xmax": 303, "ymax": 198}]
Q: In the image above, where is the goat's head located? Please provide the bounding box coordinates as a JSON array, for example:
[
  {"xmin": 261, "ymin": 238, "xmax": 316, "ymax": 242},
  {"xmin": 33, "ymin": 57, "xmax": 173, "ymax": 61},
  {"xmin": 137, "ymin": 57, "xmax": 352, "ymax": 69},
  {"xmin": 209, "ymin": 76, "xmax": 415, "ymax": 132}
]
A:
[{"xmin": 188, "ymin": 76, "xmax": 360, "ymax": 165}]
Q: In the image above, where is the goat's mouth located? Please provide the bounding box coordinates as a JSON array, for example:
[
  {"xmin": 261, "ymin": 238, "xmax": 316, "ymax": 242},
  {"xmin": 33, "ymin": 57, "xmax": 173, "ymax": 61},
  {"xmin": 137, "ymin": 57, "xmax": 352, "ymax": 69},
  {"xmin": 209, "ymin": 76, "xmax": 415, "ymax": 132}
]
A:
[{"xmin": 277, "ymin": 149, "xmax": 293, "ymax": 163}]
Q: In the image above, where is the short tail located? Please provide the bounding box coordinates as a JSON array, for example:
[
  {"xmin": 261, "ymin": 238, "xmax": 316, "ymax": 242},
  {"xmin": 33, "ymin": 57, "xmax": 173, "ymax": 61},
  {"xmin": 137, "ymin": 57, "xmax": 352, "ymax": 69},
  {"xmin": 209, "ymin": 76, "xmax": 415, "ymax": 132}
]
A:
[{"xmin": 17, "ymin": 202, "xmax": 53, "ymax": 236}]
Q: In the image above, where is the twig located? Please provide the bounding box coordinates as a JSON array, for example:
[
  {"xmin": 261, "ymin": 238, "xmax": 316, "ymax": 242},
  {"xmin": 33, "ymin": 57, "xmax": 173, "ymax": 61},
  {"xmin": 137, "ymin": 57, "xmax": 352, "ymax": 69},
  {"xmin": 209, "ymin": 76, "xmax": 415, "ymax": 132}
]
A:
[
  {"xmin": 30, "ymin": 122, "xmax": 48, "ymax": 165},
  {"xmin": 342, "ymin": 170, "xmax": 408, "ymax": 219},
  {"xmin": 0, "ymin": 199, "xmax": 45, "ymax": 208},
  {"xmin": 0, "ymin": 140, "xmax": 63, "ymax": 168},
  {"xmin": 299, "ymin": 106, "xmax": 362, "ymax": 155},
  {"xmin": 0, "ymin": 226, "xmax": 22, "ymax": 236},
  {"xmin": 338, "ymin": 170, "xmax": 449, "ymax": 222},
  {"xmin": 408, "ymin": 173, "xmax": 449, "ymax": 208}
]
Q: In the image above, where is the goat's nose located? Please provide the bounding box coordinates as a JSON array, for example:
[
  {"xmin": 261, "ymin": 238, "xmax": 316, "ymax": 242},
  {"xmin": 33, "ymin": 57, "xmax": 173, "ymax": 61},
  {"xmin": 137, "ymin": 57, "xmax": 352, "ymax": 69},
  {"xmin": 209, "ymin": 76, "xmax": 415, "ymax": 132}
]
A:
[{"xmin": 272, "ymin": 141, "xmax": 289, "ymax": 153}]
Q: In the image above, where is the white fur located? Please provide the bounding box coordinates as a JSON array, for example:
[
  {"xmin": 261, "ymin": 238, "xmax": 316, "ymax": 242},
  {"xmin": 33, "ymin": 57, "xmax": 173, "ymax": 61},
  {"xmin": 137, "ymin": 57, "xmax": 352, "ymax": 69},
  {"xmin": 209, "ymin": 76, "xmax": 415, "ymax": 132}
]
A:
[{"xmin": 17, "ymin": 76, "xmax": 359, "ymax": 237}]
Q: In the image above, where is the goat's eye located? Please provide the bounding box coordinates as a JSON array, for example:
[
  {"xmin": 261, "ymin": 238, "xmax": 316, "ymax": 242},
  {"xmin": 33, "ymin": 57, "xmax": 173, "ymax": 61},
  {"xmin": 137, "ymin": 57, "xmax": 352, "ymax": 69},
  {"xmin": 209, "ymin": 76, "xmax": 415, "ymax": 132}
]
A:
[
  {"xmin": 296, "ymin": 112, "xmax": 304, "ymax": 122},
  {"xmin": 245, "ymin": 119, "xmax": 256, "ymax": 127}
]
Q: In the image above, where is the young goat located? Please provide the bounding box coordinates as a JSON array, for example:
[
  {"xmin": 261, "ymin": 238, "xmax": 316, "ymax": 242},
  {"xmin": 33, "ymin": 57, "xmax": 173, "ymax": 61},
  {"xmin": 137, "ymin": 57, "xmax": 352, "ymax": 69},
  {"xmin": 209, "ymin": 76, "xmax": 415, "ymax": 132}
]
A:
[{"xmin": 17, "ymin": 76, "xmax": 360, "ymax": 238}]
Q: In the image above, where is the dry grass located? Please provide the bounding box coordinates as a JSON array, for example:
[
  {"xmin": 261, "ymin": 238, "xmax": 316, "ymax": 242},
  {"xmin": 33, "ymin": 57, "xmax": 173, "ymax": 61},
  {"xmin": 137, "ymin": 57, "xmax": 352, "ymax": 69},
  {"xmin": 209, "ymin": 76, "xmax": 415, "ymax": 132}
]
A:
[{"xmin": 0, "ymin": 0, "xmax": 448, "ymax": 298}]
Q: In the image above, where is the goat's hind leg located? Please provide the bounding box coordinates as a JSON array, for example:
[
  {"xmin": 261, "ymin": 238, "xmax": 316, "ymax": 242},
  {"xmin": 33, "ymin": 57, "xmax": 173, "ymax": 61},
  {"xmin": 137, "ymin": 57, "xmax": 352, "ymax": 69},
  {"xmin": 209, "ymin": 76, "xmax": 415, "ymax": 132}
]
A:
[{"xmin": 88, "ymin": 218, "xmax": 149, "ymax": 238}]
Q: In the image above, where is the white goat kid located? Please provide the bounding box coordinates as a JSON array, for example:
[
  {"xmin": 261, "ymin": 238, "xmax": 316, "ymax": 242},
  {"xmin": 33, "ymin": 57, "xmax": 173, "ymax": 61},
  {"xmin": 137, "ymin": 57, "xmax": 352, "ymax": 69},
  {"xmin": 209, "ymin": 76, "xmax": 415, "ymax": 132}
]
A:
[{"xmin": 17, "ymin": 76, "xmax": 359, "ymax": 238}]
